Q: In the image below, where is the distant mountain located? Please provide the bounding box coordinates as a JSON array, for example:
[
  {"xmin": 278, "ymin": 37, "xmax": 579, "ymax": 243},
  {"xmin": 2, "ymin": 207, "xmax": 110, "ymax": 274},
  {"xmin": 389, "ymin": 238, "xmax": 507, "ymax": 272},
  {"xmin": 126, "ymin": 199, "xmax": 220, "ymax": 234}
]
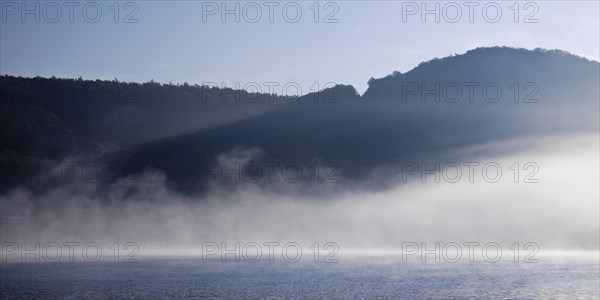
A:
[
  {"xmin": 101, "ymin": 47, "xmax": 599, "ymax": 193},
  {"xmin": 1, "ymin": 47, "xmax": 598, "ymax": 194}
]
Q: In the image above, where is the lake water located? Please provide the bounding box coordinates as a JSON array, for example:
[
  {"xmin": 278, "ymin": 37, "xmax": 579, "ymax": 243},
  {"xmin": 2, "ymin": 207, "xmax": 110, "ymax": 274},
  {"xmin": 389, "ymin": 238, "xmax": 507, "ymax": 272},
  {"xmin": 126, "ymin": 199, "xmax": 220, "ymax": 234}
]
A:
[{"xmin": 1, "ymin": 255, "xmax": 598, "ymax": 299}]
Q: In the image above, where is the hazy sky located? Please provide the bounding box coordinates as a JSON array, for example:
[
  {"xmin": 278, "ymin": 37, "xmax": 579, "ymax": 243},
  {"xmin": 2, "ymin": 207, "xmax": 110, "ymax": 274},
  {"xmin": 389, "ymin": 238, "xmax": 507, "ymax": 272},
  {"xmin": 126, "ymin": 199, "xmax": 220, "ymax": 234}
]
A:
[{"xmin": 1, "ymin": 1, "xmax": 598, "ymax": 94}]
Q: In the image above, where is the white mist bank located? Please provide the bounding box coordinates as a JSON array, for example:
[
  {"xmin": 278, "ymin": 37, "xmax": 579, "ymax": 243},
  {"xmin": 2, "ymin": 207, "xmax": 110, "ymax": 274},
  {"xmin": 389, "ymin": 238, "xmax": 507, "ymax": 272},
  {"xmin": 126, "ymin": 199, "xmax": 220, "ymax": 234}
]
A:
[{"xmin": 0, "ymin": 134, "xmax": 598, "ymax": 252}]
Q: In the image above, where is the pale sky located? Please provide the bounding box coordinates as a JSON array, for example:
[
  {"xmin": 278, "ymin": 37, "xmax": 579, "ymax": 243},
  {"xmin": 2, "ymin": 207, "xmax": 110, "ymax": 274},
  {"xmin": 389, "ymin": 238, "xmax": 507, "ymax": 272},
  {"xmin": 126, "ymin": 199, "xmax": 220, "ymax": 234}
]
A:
[{"xmin": 1, "ymin": 1, "xmax": 599, "ymax": 94}]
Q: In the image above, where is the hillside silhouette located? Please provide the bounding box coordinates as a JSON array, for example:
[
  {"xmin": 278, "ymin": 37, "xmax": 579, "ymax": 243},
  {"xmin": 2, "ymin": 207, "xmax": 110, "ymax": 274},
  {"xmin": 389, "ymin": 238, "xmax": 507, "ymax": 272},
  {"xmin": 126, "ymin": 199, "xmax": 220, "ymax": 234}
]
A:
[{"xmin": 1, "ymin": 47, "xmax": 598, "ymax": 194}]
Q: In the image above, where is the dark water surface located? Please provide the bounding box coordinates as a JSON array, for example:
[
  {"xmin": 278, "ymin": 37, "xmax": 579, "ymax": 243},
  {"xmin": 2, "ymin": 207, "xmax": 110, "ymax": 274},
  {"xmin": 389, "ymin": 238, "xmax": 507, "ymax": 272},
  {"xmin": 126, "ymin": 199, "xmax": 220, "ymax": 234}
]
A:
[{"xmin": 1, "ymin": 255, "xmax": 598, "ymax": 299}]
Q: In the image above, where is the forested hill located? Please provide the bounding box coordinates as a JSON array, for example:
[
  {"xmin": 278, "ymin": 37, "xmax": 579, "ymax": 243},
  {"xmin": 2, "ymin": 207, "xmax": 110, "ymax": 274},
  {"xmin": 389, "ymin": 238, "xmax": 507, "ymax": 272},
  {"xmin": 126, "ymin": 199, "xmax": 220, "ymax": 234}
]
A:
[
  {"xmin": 1, "ymin": 47, "xmax": 599, "ymax": 194},
  {"xmin": 0, "ymin": 76, "xmax": 296, "ymax": 191},
  {"xmin": 0, "ymin": 76, "xmax": 296, "ymax": 157}
]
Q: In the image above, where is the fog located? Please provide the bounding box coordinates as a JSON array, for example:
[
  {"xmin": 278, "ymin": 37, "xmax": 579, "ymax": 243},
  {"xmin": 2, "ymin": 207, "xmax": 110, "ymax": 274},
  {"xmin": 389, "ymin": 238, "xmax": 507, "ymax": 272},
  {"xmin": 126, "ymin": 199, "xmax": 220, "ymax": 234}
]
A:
[{"xmin": 1, "ymin": 134, "xmax": 598, "ymax": 254}]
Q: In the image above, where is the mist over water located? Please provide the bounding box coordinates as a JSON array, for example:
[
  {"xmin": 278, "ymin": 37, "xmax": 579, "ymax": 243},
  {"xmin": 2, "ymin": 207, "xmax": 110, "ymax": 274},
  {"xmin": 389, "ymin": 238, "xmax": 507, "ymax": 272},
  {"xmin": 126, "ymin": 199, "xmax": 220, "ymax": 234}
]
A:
[{"xmin": 2, "ymin": 134, "xmax": 597, "ymax": 253}]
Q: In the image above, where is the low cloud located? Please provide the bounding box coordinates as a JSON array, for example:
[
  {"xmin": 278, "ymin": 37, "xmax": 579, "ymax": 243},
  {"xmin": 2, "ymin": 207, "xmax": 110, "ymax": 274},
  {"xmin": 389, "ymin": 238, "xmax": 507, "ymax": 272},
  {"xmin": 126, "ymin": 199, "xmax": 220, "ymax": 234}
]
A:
[{"xmin": 1, "ymin": 134, "xmax": 598, "ymax": 253}]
